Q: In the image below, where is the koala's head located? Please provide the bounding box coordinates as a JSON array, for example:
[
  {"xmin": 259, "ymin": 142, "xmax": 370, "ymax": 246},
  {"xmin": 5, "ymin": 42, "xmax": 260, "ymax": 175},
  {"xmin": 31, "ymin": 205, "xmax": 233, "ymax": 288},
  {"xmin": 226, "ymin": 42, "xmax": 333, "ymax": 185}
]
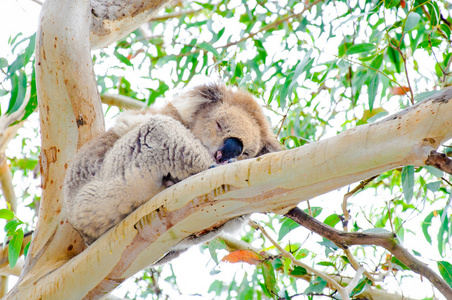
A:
[{"xmin": 173, "ymin": 82, "xmax": 281, "ymax": 164}]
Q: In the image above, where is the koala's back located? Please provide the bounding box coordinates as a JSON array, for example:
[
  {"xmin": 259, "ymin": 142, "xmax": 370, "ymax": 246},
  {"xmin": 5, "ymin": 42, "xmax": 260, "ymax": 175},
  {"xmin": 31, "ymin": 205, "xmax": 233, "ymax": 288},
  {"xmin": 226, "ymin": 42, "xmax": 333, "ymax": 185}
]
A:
[{"xmin": 64, "ymin": 114, "xmax": 214, "ymax": 244}]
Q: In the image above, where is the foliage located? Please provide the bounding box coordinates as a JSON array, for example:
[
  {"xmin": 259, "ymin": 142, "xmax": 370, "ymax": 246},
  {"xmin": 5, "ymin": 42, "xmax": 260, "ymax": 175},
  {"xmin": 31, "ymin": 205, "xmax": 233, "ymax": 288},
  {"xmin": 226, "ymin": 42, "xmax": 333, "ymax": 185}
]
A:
[{"xmin": 1, "ymin": 0, "xmax": 452, "ymax": 299}]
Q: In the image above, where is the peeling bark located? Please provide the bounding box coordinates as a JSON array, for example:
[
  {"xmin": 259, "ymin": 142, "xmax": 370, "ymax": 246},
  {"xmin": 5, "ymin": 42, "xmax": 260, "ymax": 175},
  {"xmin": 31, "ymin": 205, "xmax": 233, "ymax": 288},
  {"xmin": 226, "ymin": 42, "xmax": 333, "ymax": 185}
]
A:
[{"xmin": 90, "ymin": 0, "xmax": 170, "ymax": 49}]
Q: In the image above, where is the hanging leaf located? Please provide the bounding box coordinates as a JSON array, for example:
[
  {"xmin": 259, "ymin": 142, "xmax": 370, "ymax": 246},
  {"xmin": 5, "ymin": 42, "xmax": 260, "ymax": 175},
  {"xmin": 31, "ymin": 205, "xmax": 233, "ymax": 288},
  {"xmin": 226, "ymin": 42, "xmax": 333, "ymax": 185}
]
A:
[
  {"xmin": 261, "ymin": 261, "xmax": 277, "ymax": 296},
  {"xmin": 368, "ymin": 72, "xmax": 379, "ymax": 111},
  {"xmin": 278, "ymin": 218, "xmax": 300, "ymax": 241},
  {"xmin": 0, "ymin": 209, "xmax": 14, "ymax": 220},
  {"xmin": 404, "ymin": 12, "xmax": 420, "ymax": 32},
  {"xmin": 8, "ymin": 228, "xmax": 24, "ymax": 268},
  {"xmin": 438, "ymin": 261, "xmax": 452, "ymax": 287},
  {"xmin": 346, "ymin": 43, "xmax": 376, "ymax": 55},
  {"xmin": 197, "ymin": 42, "xmax": 220, "ymax": 59},
  {"xmin": 401, "ymin": 166, "xmax": 414, "ymax": 203}
]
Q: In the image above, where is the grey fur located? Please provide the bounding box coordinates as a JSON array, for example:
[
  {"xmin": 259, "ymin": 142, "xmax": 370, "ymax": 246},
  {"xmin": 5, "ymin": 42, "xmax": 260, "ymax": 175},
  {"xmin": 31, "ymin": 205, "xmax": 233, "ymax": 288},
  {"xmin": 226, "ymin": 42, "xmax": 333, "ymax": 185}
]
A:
[{"xmin": 64, "ymin": 82, "xmax": 281, "ymax": 262}]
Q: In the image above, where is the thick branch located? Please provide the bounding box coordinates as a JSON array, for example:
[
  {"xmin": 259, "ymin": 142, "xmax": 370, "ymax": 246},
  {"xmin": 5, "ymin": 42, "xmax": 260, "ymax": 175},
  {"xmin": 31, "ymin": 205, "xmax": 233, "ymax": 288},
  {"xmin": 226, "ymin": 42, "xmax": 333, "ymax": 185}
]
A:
[
  {"xmin": 90, "ymin": 0, "xmax": 171, "ymax": 49},
  {"xmin": 285, "ymin": 207, "xmax": 452, "ymax": 299},
  {"xmin": 7, "ymin": 87, "xmax": 452, "ymax": 298}
]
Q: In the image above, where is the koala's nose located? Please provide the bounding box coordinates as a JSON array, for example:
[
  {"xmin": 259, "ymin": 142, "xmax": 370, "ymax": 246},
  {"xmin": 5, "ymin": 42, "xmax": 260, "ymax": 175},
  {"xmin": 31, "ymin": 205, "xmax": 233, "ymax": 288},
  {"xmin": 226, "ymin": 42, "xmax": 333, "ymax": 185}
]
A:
[{"xmin": 214, "ymin": 138, "xmax": 243, "ymax": 164}]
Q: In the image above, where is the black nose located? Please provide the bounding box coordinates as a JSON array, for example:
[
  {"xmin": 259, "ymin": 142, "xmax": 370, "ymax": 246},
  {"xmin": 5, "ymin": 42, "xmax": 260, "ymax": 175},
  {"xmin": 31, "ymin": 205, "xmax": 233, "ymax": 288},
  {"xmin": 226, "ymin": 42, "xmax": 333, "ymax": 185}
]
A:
[{"xmin": 214, "ymin": 138, "xmax": 243, "ymax": 164}]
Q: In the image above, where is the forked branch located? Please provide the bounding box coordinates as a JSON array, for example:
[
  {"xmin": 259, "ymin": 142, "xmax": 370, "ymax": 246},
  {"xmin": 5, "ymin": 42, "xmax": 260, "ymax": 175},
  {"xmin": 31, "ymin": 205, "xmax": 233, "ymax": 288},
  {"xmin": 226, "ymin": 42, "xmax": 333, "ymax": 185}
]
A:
[{"xmin": 284, "ymin": 207, "xmax": 452, "ymax": 299}]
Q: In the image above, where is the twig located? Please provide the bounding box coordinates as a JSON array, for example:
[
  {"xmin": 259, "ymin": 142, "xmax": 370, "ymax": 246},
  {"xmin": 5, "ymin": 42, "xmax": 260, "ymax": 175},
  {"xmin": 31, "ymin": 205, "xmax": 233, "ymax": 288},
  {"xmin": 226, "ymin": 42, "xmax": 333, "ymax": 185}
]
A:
[
  {"xmin": 218, "ymin": 0, "xmax": 324, "ymax": 49},
  {"xmin": 284, "ymin": 207, "xmax": 452, "ymax": 299},
  {"xmin": 250, "ymin": 220, "xmax": 363, "ymax": 300},
  {"xmin": 388, "ymin": 43, "xmax": 414, "ymax": 104},
  {"xmin": 342, "ymin": 176, "xmax": 378, "ymax": 230},
  {"xmin": 100, "ymin": 94, "xmax": 147, "ymax": 110}
]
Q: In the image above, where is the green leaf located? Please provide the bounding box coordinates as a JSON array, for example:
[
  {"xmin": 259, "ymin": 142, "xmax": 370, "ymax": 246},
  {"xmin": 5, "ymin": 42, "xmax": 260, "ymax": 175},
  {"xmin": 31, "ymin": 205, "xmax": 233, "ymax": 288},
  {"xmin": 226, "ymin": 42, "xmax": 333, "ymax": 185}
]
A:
[
  {"xmin": 7, "ymin": 69, "xmax": 27, "ymax": 115},
  {"xmin": 290, "ymin": 266, "xmax": 307, "ymax": 276},
  {"xmin": 208, "ymin": 280, "xmax": 223, "ymax": 294},
  {"xmin": 4, "ymin": 220, "xmax": 21, "ymax": 235},
  {"xmin": 414, "ymin": 90, "xmax": 440, "ymax": 102},
  {"xmin": 418, "ymin": 39, "xmax": 442, "ymax": 50},
  {"xmin": 113, "ymin": 51, "xmax": 133, "ymax": 67},
  {"xmin": 197, "ymin": 42, "xmax": 220, "ymax": 59},
  {"xmin": 294, "ymin": 248, "xmax": 309, "ymax": 260},
  {"xmin": 208, "ymin": 238, "xmax": 227, "ymax": 264},
  {"xmin": 401, "ymin": 166, "xmax": 414, "ymax": 203},
  {"xmin": 427, "ymin": 2, "xmax": 440, "ymax": 27},
  {"xmin": 304, "ymin": 276, "xmax": 327, "ymax": 294},
  {"xmin": 391, "ymin": 256, "xmax": 409, "ymax": 270},
  {"xmin": 304, "ymin": 207, "xmax": 323, "ymax": 218},
  {"xmin": 426, "ymin": 181, "xmax": 441, "ymax": 192},
  {"xmin": 22, "ymin": 61, "xmax": 38, "ymax": 121},
  {"xmin": 278, "ymin": 218, "xmax": 300, "ymax": 241},
  {"xmin": 323, "ymin": 214, "xmax": 340, "ymax": 228},
  {"xmin": 369, "ymin": 54, "xmax": 384, "ymax": 70},
  {"xmin": 368, "ymin": 72, "xmax": 379, "ymax": 111},
  {"xmin": 0, "ymin": 58, "xmax": 8, "ymax": 69},
  {"xmin": 404, "ymin": 12, "xmax": 420, "ymax": 32},
  {"xmin": 384, "ymin": 0, "xmax": 400, "ymax": 9},
  {"xmin": 261, "ymin": 261, "xmax": 277, "ymax": 295},
  {"xmin": 279, "ymin": 48, "xmax": 313, "ymax": 109},
  {"xmin": 350, "ymin": 278, "xmax": 370, "ymax": 296},
  {"xmin": 0, "ymin": 209, "xmax": 14, "ymax": 220},
  {"xmin": 424, "ymin": 165, "xmax": 443, "ymax": 178},
  {"xmin": 422, "ymin": 211, "xmax": 437, "ymax": 244},
  {"xmin": 346, "ymin": 43, "xmax": 376, "ymax": 56},
  {"xmin": 8, "ymin": 229, "xmax": 24, "ymax": 268},
  {"xmin": 23, "ymin": 241, "xmax": 30, "ymax": 258},
  {"xmin": 438, "ymin": 261, "xmax": 452, "ymax": 287}
]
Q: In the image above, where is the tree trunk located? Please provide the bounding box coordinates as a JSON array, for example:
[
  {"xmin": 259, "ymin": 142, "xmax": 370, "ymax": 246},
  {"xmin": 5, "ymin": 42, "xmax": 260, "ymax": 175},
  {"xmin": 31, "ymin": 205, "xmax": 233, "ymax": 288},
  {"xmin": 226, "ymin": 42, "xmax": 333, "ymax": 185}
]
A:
[{"xmin": 4, "ymin": 0, "xmax": 452, "ymax": 298}]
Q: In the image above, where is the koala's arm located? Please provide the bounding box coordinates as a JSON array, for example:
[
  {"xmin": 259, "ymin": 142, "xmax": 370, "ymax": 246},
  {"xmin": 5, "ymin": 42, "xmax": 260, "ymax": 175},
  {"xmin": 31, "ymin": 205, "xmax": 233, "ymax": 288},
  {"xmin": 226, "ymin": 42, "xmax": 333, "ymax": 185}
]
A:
[
  {"xmin": 65, "ymin": 115, "xmax": 215, "ymax": 244},
  {"xmin": 64, "ymin": 130, "xmax": 120, "ymax": 200}
]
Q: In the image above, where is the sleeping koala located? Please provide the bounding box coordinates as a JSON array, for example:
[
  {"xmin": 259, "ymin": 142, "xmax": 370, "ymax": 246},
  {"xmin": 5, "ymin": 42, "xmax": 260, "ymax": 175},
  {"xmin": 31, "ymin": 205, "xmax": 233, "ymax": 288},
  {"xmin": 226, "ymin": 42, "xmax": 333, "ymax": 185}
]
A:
[{"xmin": 63, "ymin": 82, "xmax": 281, "ymax": 262}]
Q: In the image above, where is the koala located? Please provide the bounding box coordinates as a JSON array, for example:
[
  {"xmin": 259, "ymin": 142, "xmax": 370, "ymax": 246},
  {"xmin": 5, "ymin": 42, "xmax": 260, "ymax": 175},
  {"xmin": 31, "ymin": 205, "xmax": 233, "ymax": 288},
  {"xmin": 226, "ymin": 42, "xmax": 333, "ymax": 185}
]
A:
[{"xmin": 63, "ymin": 82, "xmax": 281, "ymax": 263}]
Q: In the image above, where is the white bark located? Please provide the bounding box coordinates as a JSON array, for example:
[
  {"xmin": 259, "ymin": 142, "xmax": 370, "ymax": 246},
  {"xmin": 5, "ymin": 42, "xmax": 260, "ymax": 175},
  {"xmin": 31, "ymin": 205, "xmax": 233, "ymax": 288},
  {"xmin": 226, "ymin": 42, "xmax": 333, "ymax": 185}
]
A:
[
  {"xmin": 8, "ymin": 88, "xmax": 452, "ymax": 298},
  {"xmin": 6, "ymin": 0, "xmax": 452, "ymax": 298},
  {"xmin": 90, "ymin": 0, "xmax": 170, "ymax": 49}
]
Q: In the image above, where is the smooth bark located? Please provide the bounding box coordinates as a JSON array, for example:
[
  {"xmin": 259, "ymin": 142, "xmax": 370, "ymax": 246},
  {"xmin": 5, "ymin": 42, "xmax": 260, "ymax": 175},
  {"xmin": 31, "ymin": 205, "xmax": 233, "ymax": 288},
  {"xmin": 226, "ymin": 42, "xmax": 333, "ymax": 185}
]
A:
[{"xmin": 5, "ymin": 0, "xmax": 452, "ymax": 298}]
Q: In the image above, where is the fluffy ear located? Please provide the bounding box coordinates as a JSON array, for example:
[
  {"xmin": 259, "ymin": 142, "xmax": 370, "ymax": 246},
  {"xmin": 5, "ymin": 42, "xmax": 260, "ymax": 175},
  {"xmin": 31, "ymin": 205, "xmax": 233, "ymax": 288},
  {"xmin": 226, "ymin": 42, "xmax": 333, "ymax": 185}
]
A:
[
  {"xmin": 172, "ymin": 82, "xmax": 224, "ymax": 124},
  {"xmin": 257, "ymin": 136, "xmax": 282, "ymax": 156}
]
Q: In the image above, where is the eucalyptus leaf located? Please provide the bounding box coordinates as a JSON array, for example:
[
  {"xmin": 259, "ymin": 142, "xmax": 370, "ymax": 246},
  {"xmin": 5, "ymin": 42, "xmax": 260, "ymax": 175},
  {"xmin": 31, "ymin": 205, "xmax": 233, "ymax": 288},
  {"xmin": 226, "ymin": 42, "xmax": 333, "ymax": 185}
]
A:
[
  {"xmin": 346, "ymin": 43, "xmax": 376, "ymax": 55},
  {"xmin": 401, "ymin": 166, "xmax": 414, "ymax": 203},
  {"xmin": 404, "ymin": 12, "xmax": 420, "ymax": 32},
  {"xmin": 8, "ymin": 229, "xmax": 24, "ymax": 268}
]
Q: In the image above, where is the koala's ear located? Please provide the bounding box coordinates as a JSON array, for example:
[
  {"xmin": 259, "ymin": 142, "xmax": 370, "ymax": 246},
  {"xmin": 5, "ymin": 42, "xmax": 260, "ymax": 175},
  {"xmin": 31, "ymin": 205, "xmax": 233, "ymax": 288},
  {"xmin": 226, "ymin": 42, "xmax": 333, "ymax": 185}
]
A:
[
  {"xmin": 172, "ymin": 82, "xmax": 224, "ymax": 124},
  {"xmin": 257, "ymin": 137, "xmax": 282, "ymax": 156}
]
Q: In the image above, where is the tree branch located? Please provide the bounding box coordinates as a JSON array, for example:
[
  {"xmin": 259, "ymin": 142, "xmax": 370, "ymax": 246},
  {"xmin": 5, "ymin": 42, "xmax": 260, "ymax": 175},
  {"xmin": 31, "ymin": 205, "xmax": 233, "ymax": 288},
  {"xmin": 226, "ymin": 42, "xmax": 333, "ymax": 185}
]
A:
[
  {"xmin": 284, "ymin": 207, "xmax": 452, "ymax": 299},
  {"xmin": 250, "ymin": 221, "xmax": 357, "ymax": 300},
  {"xmin": 425, "ymin": 150, "xmax": 452, "ymax": 175},
  {"xmin": 90, "ymin": 0, "xmax": 172, "ymax": 49},
  {"xmin": 100, "ymin": 93, "xmax": 146, "ymax": 110},
  {"xmin": 8, "ymin": 86, "xmax": 452, "ymax": 298}
]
